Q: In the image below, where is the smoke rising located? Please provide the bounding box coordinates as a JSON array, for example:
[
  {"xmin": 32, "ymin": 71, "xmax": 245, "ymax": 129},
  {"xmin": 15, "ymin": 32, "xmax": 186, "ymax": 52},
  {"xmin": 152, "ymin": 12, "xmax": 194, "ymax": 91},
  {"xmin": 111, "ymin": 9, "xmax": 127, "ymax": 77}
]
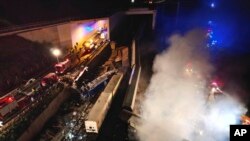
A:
[{"xmin": 137, "ymin": 29, "xmax": 246, "ymax": 141}]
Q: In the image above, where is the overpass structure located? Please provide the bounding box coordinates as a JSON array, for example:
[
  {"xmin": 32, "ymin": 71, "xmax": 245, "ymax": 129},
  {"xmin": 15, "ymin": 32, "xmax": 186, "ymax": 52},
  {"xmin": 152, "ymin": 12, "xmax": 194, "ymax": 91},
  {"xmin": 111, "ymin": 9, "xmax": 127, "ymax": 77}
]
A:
[{"xmin": 126, "ymin": 8, "xmax": 156, "ymax": 30}]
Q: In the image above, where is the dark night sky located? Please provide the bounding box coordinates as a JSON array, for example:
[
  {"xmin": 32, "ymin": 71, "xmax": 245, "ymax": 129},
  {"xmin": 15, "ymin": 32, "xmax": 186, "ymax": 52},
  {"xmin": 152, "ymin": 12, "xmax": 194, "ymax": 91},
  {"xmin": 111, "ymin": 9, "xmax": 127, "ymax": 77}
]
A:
[
  {"xmin": 0, "ymin": 0, "xmax": 130, "ymax": 27},
  {"xmin": 1, "ymin": 0, "xmax": 249, "ymax": 28}
]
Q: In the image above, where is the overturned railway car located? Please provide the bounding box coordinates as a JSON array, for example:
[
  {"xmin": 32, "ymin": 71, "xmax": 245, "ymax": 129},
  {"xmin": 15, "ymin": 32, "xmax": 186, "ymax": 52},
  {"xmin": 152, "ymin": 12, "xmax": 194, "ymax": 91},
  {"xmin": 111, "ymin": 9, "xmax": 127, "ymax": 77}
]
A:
[{"xmin": 84, "ymin": 72, "xmax": 124, "ymax": 135}]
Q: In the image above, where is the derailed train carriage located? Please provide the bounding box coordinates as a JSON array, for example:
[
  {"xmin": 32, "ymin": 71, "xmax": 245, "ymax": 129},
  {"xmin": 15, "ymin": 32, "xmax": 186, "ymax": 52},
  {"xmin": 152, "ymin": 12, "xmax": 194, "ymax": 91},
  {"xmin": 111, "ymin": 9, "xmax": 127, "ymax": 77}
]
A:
[{"xmin": 84, "ymin": 72, "xmax": 124, "ymax": 136}]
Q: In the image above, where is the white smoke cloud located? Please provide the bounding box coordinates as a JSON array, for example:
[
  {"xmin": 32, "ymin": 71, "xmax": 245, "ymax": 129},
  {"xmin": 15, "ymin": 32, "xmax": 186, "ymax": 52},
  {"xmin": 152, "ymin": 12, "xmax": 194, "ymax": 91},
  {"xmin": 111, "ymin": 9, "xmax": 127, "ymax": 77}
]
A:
[{"xmin": 137, "ymin": 29, "xmax": 247, "ymax": 141}]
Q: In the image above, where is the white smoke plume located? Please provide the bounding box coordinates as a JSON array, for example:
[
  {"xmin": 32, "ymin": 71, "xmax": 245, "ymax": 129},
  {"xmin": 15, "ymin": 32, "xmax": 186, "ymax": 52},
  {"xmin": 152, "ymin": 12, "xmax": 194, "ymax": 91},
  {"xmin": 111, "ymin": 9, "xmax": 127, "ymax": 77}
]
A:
[{"xmin": 137, "ymin": 29, "xmax": 247, "ymax": 141}]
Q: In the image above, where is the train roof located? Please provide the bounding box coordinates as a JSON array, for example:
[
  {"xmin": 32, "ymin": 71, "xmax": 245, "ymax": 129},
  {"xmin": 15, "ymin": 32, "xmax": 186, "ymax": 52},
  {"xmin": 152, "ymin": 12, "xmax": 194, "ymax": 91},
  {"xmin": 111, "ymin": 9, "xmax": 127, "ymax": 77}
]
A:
[{"xmin": 86, "ymin": 73, "xmax": 123, "ymax": 121}]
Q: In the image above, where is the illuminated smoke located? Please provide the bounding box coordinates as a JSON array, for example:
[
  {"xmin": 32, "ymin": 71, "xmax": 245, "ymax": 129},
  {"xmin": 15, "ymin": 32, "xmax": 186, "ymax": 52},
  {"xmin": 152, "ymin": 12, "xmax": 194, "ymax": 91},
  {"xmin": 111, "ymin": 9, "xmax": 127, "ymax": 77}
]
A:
[{"xmin": 137, "ymin": 29, "xmax": 246, "ymax": 141}]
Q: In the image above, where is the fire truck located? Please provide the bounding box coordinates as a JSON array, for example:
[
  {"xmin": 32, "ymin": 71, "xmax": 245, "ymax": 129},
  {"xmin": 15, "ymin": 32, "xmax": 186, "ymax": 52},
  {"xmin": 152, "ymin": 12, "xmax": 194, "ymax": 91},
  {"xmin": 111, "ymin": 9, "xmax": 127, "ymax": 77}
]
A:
[
  {"xmin": 40, "ymin": 73, "xmax": 59, "ymax": 88},
  {"xmin": 0, "ymin": 96, "xmax": 19, "ymax": 122},
  {"xmin": 54, "ymin": 59, "xmax": 71, "ymax": 74}
]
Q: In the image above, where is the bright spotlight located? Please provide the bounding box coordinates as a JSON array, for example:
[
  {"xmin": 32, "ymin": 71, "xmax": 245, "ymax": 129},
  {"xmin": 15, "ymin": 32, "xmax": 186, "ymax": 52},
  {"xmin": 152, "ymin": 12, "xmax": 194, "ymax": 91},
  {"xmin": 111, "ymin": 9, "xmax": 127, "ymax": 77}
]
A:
[
  {"xmin": 52, "ymin": 48, "xmax": 61, "ymax": 57},
  {"xmin": 210, "ymin": 2, "xmax": 215, "ymax": 8},
  {"xmin": 51, "ymin": 48, "xmax": 61, "ymax": 63}
]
